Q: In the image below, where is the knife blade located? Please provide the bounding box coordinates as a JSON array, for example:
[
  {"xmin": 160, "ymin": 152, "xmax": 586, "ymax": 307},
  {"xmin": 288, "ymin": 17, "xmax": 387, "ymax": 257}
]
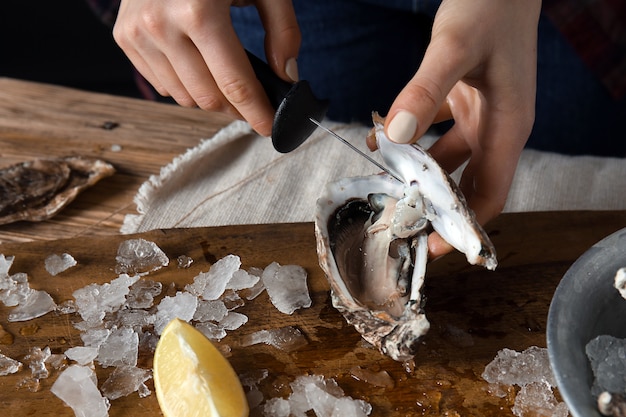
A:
[{"xmin": 307, "ymin": 117, "xmax": 403, "ymax": 182}]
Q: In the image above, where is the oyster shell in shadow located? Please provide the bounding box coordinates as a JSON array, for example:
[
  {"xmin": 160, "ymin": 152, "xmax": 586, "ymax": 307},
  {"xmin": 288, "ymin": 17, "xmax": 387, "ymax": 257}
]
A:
[{"xmin": 0, "ymin": 156, "xmax": 115, "ymax": 225}]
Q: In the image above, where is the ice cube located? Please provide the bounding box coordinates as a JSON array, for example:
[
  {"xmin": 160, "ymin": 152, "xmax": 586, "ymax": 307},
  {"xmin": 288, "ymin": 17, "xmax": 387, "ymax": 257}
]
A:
[
  {"xmin": 80, "ymin": 328, "xmax": 112, "ymax": 348},
  {"xmin": 100, "ymin": 365, "xmax": 152, "ymax": 400},
  {"xmin": 261, "ymin": 262, "xmax": 311, "ymax": 314},
  {"xmin": 265, "ymin": 375, "xmax": 372, "ymax": 417},
  {"xmin": 0, "ymin": 254, "xmax": 15, "ymax": 278},
  {"xmin": 96, "ymin": 327, "xmax": 139, "ymax": 368},
  {"xmin": 45, "ymin": 253, "xmax": 77, "ymax": 276},
  {"xmin": 511, "ymin": 381, "xmax": 570, "ymax": 417},
  {"xmin": 482, "ymin": 346, "xmax": 567, "ymax": 416},
  {"xmin": 263, "ymin": 397, "xmax": 291, "ymax": 417},
  {"xmin": 185, "ymin": 254, "xmax": 241, "ymax": 300},
  {"xmin": 239, "ymin": 327, "xmax": 308, "ymax": 353},
  {"xmin": 0, "ymin": 272, "xmax": 32, "ymax": 307},
  {"xmin": 194, "ymin": 322, "xmax": 227, "ymax": 341},
  {"xmin": 226, "ymin": 269, "xmax": 260, "ymax": 291},
  {"xmin": 64, "ymin": 346, "xmax": 99, "ymax": 366},
  {"xmin": 51, "ymin": 365, "xmax": 110, "ymax": 417},
  {"xmin": 125, "ymin": 279, "xmax": 162, "ymax": 309},
  {"xmin": 481, "ymin": 346, "xmax": 556, "ymax": 387},
  {"xmin": 8, "ymin": 289, "xmax": 57, "ymax": 322},
  {"xmin": 114, "ymin": 308, "xmax": 155, "ymax": 329},
  {"xmin": 115, "ymin": 238, "xmax": 169, "ymax": 275},
  {"xmin": 73, "ymin": 274, "xmax": 140, "ymax": 324},
  {"xmin": 193, "ymin": 299, "xmax": 228, "ymax": 322},
  {"xmin": 154, "ymin": 291, "xmax": 198, "ymax": 334},
  {"xmin": 23, "ymin": 346, "xmax": 52, "ymax": 379},
  {"xmin": 177, "ymin": 255, "xmax": 193, "ymax": 269},
  {"xmin": 45, "ymin": 353, "xmax": 67, "ymax": 371},
  {"xmin": 0, "ymin": 352, "xmax": 22, "ymax": 376},
  {"xmin": 218, "ymin": 311, "xmax": 248, "ymax": 331},
  {"xmin": 586, "ymin": 334, "xmax": 626, "ymax": 396}
]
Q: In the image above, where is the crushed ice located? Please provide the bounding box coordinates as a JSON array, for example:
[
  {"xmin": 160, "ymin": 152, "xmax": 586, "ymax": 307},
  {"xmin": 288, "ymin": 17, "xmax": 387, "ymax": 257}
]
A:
[
  {"xmin": 239, "ymin": 327, "xmax": 308, "ymax": 353},
  {"xmin": 0, "ymin": 254, "xmax": 57, "ymax": 321},
  {"xmin": 115, "ymin": 238, "xmax": 169, "ymax": 275},
  {"xmin": 482, "ymin": 346, "xmax": 569, "ymax": 417},
  {"xmin": 51, "ymin": 365, "xmax": 110, "ymax": 417},
  {"xmin": 263, "ymin": 375, "xmax": 372, "ymax": 417},
  {"xmin": 262, "ymin": 262, "xmax": 311, "ymax": 314},
  {"xmin": 0, "ymin": 352, "xmax": 22, "ymax": 376},
  {"xmin": 45, "ymin": 253, "xmax": 77, "ymax": 276},
  {"xmin": 0, "ymin": 240, "xmax": 317, "ymax": 416}
]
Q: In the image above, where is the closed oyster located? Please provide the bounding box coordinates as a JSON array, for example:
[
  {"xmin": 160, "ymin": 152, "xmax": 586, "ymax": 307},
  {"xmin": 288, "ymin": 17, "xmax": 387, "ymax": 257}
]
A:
[
  {"xmin": 314, "ymin": 115, "xmax": 496, "ymax": 362},
  {"xmin": 0, "ymin": 156, "xmax": 115, "ymax": 225}
]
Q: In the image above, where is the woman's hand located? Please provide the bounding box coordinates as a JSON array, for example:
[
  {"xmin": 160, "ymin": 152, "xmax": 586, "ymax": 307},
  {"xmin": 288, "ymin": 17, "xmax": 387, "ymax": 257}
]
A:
[
  {"xmin": 113, "ymin": 0, "xmax": 301, "ymax": 136},
  {"xmin": 382, "ymin": 0, "xmax": 541, "ymax": 259}
]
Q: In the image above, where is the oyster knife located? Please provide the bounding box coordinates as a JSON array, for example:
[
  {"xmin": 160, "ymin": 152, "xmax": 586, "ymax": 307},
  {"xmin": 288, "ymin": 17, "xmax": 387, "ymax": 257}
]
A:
[{"xmin": 307, "ymin": 118, "xmax": 403, "ymax": 182}]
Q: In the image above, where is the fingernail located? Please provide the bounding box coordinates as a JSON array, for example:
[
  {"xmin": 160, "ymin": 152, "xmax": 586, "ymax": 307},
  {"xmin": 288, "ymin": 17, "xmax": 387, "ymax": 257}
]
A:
[
  {"xmin": 387, "ymin": 110, "xmax": 418, "ymax": 144},
  {"xmin": 285, "ymin": 57, "xmax": 299, "ymax": 82}
]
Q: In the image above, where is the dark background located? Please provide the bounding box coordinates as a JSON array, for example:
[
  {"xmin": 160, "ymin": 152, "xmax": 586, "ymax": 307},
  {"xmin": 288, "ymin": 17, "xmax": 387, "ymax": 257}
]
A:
[{"xmin": 1, "ymin": 0, "xmax": 140, "ymax": 97}]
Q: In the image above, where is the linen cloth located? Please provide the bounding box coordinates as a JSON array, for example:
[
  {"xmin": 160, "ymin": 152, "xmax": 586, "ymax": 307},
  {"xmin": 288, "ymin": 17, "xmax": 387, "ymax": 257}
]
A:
[{"xmin": 121, "ymin": 121, "xmax": 626, "ymax": 234}]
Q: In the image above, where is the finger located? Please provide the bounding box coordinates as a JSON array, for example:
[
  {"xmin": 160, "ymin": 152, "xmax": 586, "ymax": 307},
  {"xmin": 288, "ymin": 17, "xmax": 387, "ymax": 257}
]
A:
[
  {"xmin": 432, "ymin": 99, "xmax": 453, "ymax": 124},
  {"xmin": 384, "ymin": 36, "xmax": 476, "ymax": 144},
  {"xmin": 189, "ymin": 5, "xmax": 275, "ymax": 136},
  {"xmin": 161, "ymin": 36, "xmax": 241, "ymax": 114},
  {"xmin": 256, "ymin": 0, "xmax": 301, "ymax": 82},
  {"xmin": 426, "ymin": 123, "xmax": 472, "ymax": 174}
]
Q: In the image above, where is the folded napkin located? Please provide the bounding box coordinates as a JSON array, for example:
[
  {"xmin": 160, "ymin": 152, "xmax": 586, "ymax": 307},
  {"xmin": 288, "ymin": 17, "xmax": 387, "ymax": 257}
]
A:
[{"xmin": 121, "ymin": 121, "xmax": 626, "ymax": 234}]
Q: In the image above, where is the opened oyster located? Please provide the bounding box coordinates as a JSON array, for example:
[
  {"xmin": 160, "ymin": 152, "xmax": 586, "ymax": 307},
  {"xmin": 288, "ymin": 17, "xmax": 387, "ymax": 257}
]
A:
[{"xmin": 314, "ymin": 115, "xmax": 497, "ymax": 362}]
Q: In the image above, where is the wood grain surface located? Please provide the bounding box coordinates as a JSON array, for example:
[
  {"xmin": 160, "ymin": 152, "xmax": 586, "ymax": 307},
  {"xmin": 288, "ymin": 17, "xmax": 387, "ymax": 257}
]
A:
[
  {"xmin": 0, "ymin": 211, "xmax": 625, "ymax": 416},
  {"xmin": 0, "ymin": 77, "xmax": 233, "ymax": 244}
]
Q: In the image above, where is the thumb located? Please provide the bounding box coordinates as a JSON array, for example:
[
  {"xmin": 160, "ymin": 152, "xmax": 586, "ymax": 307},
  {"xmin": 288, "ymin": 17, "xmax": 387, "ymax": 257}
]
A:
[{"xmin": 384, "ymin": 38, "xmax": 471, "ymax": 144}]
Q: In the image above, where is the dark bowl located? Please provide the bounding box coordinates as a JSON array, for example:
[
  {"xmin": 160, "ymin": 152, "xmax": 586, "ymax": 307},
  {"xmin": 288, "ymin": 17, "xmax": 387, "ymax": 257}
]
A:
[{"xmin": 547, "ymin": 227, "xmax": 626, "ymax": 417}]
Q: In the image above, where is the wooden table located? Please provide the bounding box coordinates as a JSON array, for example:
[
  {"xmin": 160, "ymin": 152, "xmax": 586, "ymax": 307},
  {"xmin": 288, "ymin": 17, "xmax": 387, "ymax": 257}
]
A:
[
  {"xmin": 0, "ymin": 78, "xmax": 625, "ymax": 416},
  {"xmin": 0, "ymin": 77, "xmax": 234, "ymax": 244}
]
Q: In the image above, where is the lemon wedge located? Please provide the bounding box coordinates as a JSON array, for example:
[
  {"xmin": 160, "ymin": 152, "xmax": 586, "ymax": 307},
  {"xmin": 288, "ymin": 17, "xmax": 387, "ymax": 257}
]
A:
[{"xmin": 153, "ymin": 318, "xmax": 249, "ymax": 417}]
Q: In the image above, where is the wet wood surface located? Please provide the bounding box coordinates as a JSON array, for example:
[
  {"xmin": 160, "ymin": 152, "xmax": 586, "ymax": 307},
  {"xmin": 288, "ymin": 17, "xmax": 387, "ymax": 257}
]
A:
[
  {"xmin": 0, "ymin": 211, "xmax": 625, "ymax": 416},
  {"xmin": 0, "ymin": 77, "xmax": 234, "ymax": 244}
]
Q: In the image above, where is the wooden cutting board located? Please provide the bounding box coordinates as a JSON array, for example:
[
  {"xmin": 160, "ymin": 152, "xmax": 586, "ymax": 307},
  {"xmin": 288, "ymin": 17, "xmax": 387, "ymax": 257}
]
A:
[{"xmin": 0, "ymin": 211, "xmax": 625, "ymax": 416}]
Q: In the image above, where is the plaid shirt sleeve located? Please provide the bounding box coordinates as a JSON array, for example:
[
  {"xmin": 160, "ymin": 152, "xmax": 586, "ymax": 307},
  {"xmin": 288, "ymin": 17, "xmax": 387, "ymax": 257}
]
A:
[{"xmin": 543, "ymin": 0, "xmax": 626, "ymax": 99}]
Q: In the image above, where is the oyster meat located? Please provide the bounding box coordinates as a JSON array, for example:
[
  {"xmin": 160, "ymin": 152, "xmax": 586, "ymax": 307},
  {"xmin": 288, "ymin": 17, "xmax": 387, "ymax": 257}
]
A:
[
  {"xmin": 0, "ymin": 156, "xmax": 115, "ymax": 225},
  {"xmin": 314, "ymin": 115, "xmax": 496, "ymax": 362}
]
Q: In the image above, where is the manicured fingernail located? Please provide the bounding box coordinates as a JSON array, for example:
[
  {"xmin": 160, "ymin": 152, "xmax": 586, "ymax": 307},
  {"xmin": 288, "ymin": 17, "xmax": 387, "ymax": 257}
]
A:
[
  {"xmin": 387, "ymin": 110, "xmax": 418, "ymax": 144},
  {"xmin": 285, "ymin": 57, "xmax": 299, "ymax": 82}
]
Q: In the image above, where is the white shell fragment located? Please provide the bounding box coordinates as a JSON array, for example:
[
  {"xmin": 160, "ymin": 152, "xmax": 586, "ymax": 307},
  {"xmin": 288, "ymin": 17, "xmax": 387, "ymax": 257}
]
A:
[{"xmin": 314, "ymin": 114, "xmax": 497, "ymax": 362}]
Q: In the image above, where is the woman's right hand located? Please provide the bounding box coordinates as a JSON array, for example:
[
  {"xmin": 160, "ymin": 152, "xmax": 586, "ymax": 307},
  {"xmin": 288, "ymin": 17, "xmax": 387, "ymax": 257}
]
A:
[{"xmin": 113, "ymin": 0, "xmax": 301, "ymax": 137}]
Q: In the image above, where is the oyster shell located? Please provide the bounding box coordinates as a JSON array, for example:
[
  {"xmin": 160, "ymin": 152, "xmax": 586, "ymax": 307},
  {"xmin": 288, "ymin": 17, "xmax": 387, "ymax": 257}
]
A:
[
  {"xmin": 314, "ymin": 115, "xmax": 496, "ymax": 362},
  {"xmin": 0, "ymin": 156, "xmax": 115, "ymax": 225}
]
